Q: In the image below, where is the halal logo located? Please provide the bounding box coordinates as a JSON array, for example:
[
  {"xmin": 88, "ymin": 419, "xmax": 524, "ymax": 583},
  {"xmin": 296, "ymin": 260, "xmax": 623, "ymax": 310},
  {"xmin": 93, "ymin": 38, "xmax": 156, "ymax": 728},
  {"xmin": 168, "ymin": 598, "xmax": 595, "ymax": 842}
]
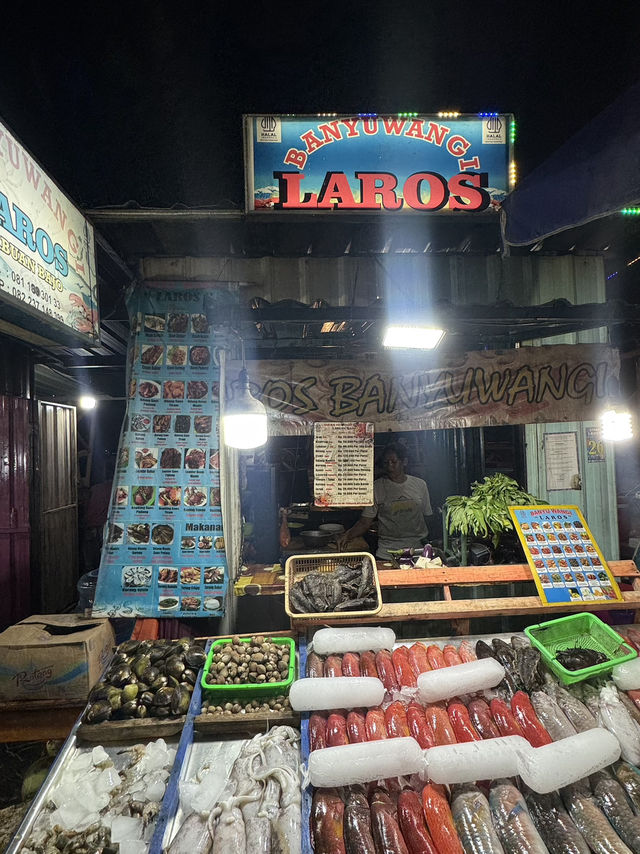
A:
[
  {"xmin": 261, "ymin": 116, "xmax": 277, "ymax": 133},
  {"xmin": 486, "ymin": 116, "xmax": 502, "ymax": 134}
]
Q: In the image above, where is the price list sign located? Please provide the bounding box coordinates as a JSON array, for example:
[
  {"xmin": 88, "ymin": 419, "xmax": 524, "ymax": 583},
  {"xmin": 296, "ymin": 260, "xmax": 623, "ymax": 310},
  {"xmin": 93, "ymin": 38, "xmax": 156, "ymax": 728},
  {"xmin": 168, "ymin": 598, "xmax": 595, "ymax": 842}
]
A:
[
  {"xmin": 509, "ymin": 505, "xmax": 623, "ymax": 607},
  {"xmin": 93, "ymin": 285, "xmax": 229, "ymax": 618},
  {"xmin": 313, "ymin": 422, "xmax": 374, "ymax": 507}
]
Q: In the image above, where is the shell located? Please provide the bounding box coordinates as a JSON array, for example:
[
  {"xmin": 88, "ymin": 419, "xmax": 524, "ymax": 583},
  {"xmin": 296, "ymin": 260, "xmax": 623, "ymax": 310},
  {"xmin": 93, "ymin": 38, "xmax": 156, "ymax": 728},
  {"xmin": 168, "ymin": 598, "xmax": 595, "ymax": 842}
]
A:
[
  {"xmin": 85, "ymin": 699, "xmax": 112, "ymax": 724},
  {"xmin": 153, "ymin": 686, "xmax": 174, "ymax": 707},
  {"xmin": 165, "ymin": 656, "xmax": 186, "ymax": 679},
  {"xmin": 184, "ymin": 648, "xmax": 206, "ymax": 669}
]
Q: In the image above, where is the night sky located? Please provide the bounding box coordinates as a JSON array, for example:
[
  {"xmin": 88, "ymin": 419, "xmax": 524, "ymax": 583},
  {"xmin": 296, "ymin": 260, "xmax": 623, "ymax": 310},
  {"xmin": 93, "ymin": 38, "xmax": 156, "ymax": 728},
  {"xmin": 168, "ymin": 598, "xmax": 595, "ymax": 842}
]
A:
[{"xmin": 1, "ymin": 2, "xmax": 640, "ymax": 209}]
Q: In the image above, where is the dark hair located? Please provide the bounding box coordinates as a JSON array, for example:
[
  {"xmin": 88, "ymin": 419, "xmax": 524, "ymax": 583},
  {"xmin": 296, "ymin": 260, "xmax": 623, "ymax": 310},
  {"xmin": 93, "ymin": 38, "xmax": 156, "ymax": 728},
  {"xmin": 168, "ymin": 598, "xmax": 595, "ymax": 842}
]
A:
[{"xmin": 380, "ymin": 442, "xmax": 408, "ymax": 463}]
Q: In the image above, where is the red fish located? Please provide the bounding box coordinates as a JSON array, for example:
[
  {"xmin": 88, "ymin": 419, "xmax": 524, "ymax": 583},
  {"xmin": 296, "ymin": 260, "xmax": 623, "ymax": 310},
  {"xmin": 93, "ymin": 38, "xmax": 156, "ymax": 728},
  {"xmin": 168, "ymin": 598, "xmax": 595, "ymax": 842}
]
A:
[
  {"xmin": 426, "ymin": 645, "xmax": 446, "ymax": 670},
  {"xmin": 371, "ymin": 788, "xmax": 410, "ymax": 854},
  {"xmin": 375, "ymin": 649, "xmax": 400, "ymax": 692},
  {"xmin": 457, "ymin": 641, "xmax": 477, "ymax": 663},
  {"xmin": 365, "ymin": 706, "xmax": 389, "ymax": 741},
  {"xmin": 360, "ymin": 650, "xmax": 379, "ymax": 678},
  {"xmin": 422, "ymin": 784, "xmax": 464, "ymax": 854},
  {"xmin": 511, "ymin": 691, "xmax": 553, "ymax": 746},
  {"xmin": 489, "ymin": 698, "xmax": 525, "ymax": 738},
  {"xmin": 346, "ymin": 710, "xmax": 367, "ymax": 744},
  {"xmin": 409, "ymin": 642, "xmax": 431, "ymax": 677},
  {"xmin": 467, "ymin": 698, "xmax": 501, "ymax": 739},
  {"xmin": 342, "ymin": 652, "xmax": 361, "ymax": 677},
  {"xmin": 309, "ymin": 712, "xmax": 327, "ymax": 752},
  {"xmin": 384, "ymin": 701, "xmax": 411, "ymax": 738},
  {"xmin": 424, "ymin": 703, "xmax": 457, "ymax": 745},
  {"xmin": 407, "ymin": 701, "xmax": 436, "ymax": 749},
  {"xmin": 326, "ymin": 712, "xmax": 349, "ymax": 747},
  {"xmin": 443, "ymin": 645, "xmax": 463, "ymax": 667},
  {"xmin": 324, "ymin": 655, "xmax": 343, "ymax": 678},
  {"xmin": 398, "ymin": 789, "xmax": 439, "ymax": 854},
  {"xmin": 393, "ymin": 646, "xmax": 418, "ymax": 688},
  {"xmin": 447, "ymin": 701, "xmax": 482, "ymax": 742}
]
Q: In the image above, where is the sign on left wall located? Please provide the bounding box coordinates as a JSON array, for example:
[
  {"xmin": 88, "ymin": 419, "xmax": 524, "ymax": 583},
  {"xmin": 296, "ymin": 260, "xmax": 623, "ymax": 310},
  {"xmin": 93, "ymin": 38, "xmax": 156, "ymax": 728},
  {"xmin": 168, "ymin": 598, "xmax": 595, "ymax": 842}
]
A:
[{"xmin": 0, "ymin": 117, "xmax": 99, "ymax": 343}]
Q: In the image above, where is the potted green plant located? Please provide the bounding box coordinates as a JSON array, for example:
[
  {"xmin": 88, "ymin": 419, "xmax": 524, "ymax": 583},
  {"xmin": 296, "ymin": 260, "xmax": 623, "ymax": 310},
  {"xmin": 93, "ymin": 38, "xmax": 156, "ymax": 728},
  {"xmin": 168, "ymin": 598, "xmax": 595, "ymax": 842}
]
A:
[{"xmin": 445, "ymin": 473, "xmax": 546, "ymax": 564}]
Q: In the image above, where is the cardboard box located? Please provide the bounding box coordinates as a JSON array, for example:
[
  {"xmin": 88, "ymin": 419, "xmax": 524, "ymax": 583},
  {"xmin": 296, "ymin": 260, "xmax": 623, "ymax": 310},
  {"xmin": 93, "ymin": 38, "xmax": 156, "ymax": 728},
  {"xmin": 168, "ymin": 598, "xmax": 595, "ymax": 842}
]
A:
[{"xmin": 0, "ymin": 614, "xmax": 115, "ymax": 702}]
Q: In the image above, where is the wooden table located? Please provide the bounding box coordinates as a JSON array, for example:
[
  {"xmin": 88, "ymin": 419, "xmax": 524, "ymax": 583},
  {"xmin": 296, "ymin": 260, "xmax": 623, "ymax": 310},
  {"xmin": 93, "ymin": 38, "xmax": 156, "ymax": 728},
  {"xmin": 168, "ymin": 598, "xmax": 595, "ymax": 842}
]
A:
[{"xmin": 290, "ymin": 560, "xmax": 640, "ymax": 635}]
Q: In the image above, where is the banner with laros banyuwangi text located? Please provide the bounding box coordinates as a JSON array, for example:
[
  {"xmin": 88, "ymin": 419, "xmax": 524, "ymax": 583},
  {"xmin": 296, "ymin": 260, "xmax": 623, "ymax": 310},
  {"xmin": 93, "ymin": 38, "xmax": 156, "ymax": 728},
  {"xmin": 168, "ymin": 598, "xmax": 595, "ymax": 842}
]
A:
[
  {"xmin": 227, "ymin": 344, "xmax": 619, "ymax": 435},
  {"xmin": 244, "ymin": 113, "xmax": 513, "ymax": 213},
  {"xmin": 0, "ymin": 117, "xmax": 98, "ymax": 343},
  {"xmin": 93, "ymin": 284, "xmax": 233, "ymax": 619}
]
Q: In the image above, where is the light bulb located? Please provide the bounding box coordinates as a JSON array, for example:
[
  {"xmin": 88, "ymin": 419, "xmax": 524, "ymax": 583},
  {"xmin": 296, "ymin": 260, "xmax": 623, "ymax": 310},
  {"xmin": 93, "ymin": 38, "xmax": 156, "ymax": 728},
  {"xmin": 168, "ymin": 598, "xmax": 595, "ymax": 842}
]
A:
[
  {"xmin": 600, "ymin": 408, "xmax": 633, "ymax": 441},
  {"xmin": 223, "ymin": 412, "xmax": 268, "ymax": 449},
  {"xmin": 383, "ymin": 326, "xmax": 445, "ymax": 350},
  {"xmin": 79, "ymin": 395, "xmax": 97, "ymax": 410}
]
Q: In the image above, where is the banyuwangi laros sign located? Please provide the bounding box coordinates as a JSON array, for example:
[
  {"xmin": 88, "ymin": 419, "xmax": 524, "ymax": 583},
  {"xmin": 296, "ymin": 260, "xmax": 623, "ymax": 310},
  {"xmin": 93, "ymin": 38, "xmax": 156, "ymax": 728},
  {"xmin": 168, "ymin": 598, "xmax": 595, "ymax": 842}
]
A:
[
  {"xmin": 229, "ymin": 344, "xmax": 619, "ymax": 435},
  {"xmin": 244, "ymin": 113, "xmax": 513, "ymax": 213},
  {"xmin": 0, "ymin": 117, "xmax": 98, "ymax": 343}
]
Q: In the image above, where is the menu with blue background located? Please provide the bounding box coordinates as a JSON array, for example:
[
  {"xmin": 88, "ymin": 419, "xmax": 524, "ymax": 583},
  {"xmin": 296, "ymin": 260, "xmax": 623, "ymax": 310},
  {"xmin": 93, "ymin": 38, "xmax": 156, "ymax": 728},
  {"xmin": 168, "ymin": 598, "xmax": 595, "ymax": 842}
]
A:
[
  {"xmin": 93, "ymin": 284, "xmax": 229, "ymax": 618},
  {"xmin": 509, "ymin": 505, "xmax": 623, "ymax": 606}
]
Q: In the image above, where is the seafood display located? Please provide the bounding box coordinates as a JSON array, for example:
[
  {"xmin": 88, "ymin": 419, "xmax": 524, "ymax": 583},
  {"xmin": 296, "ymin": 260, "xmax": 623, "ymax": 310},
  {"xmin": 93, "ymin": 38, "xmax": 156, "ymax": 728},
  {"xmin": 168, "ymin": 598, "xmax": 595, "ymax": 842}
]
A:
[
  {"xmin": 288, "ymin": 558, "xmax": 378, "ymax": 614},
  {"xmin": 83, "ymin": 637, "xmax": 205, "ymax": 723},
  {"xmin": 556, "ymin": 648, "xmax": 610, "ymax": 671},
  {"xmin": 167, "ymin": 726, "xmax": 300, "ymax": 854},
  {"xmin": 21, "ymin": 738, "xmax": 176, "ymax": 853},
  {"xmin": 204, "ymin": 635, "xmax": 293, "ymax": 687}
]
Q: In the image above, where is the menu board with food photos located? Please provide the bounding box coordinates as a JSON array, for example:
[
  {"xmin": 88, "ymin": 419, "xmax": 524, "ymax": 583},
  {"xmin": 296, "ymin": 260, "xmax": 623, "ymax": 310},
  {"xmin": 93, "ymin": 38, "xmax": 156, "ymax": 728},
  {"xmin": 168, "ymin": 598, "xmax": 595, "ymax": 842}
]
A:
[
  {"xmin": 92, "ymin": 284, "xmax": 230, "ymax": 618},
  {"xmin": 509, "ymin": 505, "xmax": 623, "ymax": 606}
]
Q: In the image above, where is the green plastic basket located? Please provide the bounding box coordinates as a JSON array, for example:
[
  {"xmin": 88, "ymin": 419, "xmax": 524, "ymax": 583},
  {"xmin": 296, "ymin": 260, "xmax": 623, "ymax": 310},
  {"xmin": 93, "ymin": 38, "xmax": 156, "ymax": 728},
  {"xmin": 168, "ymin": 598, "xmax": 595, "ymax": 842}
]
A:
[
  {"xmin": 201, "ymin": 636, "xmax": 296, "ymax": 699},
  {"xmin": 525, "ymin": 612, "xmax": 637, "ymax": 684}
]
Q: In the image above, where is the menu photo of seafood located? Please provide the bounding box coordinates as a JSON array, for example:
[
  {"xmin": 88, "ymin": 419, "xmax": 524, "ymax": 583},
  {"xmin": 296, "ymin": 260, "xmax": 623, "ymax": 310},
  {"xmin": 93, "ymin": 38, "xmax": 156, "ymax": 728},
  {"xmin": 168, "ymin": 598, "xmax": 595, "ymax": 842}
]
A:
[
  {"xmin": 134, "ymin": 447, "xmax": 158, "ymax": 470},
  {"xmin": 159, "ymin": 485, "xmax": 182, "ymax": 507},
  {"xmin": 141, "ymin": 343, "xmax": 164, "ymax": 367},
  {"xmin": 166, "ymin": 344, "xmax": 188, "ymax": 366},
  {"xmin": 510, "ymin": 504, "xmax": 623, "ymax": 606},
  {"xmin": 183, "ymin": 486, "xmax": 207, "ymax": 507}
]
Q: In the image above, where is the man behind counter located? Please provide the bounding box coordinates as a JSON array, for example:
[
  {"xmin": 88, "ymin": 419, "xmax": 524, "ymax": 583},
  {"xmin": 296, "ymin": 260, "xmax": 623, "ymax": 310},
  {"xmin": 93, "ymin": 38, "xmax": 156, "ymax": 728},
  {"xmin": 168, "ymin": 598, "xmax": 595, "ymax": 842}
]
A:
[{"xmin": 338, "ymin": 442, "xmax": 432, "ymax": 560}]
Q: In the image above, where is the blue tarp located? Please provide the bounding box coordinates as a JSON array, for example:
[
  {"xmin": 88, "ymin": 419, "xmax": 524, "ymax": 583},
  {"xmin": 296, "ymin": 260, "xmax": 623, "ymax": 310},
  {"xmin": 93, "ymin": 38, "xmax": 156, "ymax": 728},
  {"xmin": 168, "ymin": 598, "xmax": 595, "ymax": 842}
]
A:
[{"xmin": 501, "ymin": 80, "xmax": 640, "ymax": 246}]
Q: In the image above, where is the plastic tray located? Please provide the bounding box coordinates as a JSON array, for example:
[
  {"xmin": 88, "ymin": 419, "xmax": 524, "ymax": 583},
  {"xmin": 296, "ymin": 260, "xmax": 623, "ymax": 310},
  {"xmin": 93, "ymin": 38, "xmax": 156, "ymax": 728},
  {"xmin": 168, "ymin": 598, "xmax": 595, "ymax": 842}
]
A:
[
  {"xmin": 200, "ymin": 636, "xmax": 296, "ymax": 698},
  {"xmin": 284, "ymin": 551, "xmax": 382, "ymax": 621},
  {"xmin": 525, "ymin": 612, "xmax": 637, "ymax": 684}
]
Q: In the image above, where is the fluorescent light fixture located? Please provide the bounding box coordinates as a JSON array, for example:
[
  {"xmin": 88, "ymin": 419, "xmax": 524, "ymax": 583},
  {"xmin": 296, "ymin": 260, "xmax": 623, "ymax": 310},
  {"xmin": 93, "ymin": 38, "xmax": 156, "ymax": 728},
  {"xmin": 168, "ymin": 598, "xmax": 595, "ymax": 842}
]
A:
[
  {"xmin": 79, "ymin": 395, "xmax": 97, "ymax": 410},
  {"xmin": 383, "ymin": 325, "xmax": 445, "ymax": 350},
  {"xmin": 223, "ymin": 368, "xmax": 268, "ymax": 449},
  {"xmin": 600, "ymin": 407, "xmax": 633, "ymax": 441}
]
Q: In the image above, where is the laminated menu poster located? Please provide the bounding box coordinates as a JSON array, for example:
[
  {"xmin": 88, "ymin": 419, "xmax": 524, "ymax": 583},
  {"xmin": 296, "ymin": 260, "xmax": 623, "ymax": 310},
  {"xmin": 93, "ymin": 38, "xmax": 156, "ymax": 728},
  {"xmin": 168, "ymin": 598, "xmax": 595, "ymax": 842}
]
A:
[
  {"xmin": 313, "ymin": 422, "xmax": 374, "ymax": 507},
  {"xmin": 92, "ymin": 284, "xmax": 231, "ymax": 618},
  {"xmin": 509, "ymin": 505, "xmax": 623, "ymax": 606}
]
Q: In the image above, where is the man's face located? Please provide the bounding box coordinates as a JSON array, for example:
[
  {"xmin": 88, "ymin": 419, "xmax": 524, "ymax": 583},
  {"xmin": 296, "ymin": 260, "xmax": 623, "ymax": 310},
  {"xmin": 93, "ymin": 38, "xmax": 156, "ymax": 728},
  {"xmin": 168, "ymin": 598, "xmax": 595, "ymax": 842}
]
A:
[{"xmin": 383, "ymin": 452, "xmax": 404, "ymax": 478}]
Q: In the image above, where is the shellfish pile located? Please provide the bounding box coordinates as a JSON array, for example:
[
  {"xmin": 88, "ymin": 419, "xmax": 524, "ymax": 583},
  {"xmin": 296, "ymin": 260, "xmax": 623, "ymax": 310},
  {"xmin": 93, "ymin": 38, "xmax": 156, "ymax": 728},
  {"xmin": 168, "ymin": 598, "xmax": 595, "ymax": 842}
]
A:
[{"xmin": 84, "ymin": 638, "xmax": 206, "ymax": 724}]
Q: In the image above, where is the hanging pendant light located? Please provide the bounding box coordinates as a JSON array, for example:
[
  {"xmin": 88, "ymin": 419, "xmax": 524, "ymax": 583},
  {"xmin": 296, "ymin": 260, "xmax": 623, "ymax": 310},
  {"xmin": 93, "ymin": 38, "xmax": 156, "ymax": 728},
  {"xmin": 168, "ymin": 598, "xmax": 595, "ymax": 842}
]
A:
[{"xmin": 223, "ymin": 360, "xmax": 268, "ymax": 449}]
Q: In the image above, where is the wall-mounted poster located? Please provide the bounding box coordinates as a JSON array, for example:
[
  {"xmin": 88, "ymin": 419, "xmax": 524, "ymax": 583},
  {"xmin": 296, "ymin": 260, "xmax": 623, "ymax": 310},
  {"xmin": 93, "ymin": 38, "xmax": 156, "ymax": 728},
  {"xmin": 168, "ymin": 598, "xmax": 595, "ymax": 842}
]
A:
[
  {"xmin": 544, "ymin": 432, "xmax": 581, "ymax": 490},
  {"xmin": 92, "ymin": 284, "xmax": 230, "ymax": 618},
  {"xmin": 313, "ymin": 422, "xmax": 374, "ymax": 507},
  {"xmin": 509, "ymin": 504, "xmax": 623, "ymax": 606}
]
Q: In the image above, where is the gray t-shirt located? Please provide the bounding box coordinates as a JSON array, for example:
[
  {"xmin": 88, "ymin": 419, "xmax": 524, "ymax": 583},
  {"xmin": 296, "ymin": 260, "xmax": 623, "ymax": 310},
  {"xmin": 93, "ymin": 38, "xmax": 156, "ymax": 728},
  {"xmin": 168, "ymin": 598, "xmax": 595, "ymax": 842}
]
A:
[{"xmin": 361, "ymin": 475, "xmax": 432, "ymax": 559}]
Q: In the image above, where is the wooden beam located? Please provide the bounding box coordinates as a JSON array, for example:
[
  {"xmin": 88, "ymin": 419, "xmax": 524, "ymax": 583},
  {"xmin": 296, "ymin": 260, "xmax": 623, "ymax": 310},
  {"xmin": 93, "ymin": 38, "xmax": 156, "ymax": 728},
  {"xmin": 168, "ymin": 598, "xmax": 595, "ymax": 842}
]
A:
[
  {"xmin": 293, "ymin": 590, "xmax": 640, "ymax": 627},
  {"xmin": 377, "ymin": 560, "xmax": 639, "ymax": 589}
]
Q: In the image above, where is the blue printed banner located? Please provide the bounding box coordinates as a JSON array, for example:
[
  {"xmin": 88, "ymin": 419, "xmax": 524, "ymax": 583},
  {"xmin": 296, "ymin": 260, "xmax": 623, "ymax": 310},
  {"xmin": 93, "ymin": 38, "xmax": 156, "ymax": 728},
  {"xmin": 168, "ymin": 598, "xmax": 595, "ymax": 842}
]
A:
[
  {"xmin": 244, "ymin": 114, "xmax": 512, "ymax": 213},
  {"xmin": 93, "ymin": 284, "xmax": 230, "ymax": 618},
  {"xmin": 509, "ymin": 505, "xmax": 623, "ymax": 606}
]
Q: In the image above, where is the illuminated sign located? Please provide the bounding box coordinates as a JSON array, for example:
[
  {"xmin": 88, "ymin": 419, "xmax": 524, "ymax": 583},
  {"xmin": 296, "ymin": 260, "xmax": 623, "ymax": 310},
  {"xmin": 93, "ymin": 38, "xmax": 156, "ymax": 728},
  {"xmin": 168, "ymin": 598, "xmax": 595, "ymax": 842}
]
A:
[
  {"xmin": 0, "ymin": 117, "xmax": 98, "ymax": 342},
  {"xmin": 244, "ymin": 113, "xmax": 513, "ymax": 213}
]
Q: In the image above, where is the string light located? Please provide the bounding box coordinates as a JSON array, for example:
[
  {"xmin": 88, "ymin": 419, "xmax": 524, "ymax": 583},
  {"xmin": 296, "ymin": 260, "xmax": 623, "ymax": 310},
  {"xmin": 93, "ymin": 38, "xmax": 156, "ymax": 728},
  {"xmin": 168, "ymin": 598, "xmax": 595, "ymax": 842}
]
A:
[
  {"xmin": 606, "ymin": 271, "xmax": 619, "ymax": 280},
  {"xmin": 438, "ymin": 111, "xmax": 460, "ymax": 118},
  {"xmin": 621, "ymin": 207, "xmax": 640, "ymax": 215},
  {"xmin": 397, "ymin": 112, "xmax": 418, "ymax": 117},
  {"xmin": 627, "ymin": 255, "xmax": 640, "ymax": 267},
  {"xmin": 316, "ymin": 112, "xmax": 338, "ymax": 117},
  {"xmin": 510, "ymin": 119, "xmax": 517, "ymax": 144},
  {"xmin": 509, "ymin": 161, "xmax": 517, "ymax": 187},
  {"xmin": 358, "ymin": 112, "xmax": 378, "ymax": 118},
  {"xmin": 478, "ymin": 112, "xmax": 500, "ymax": 117}
]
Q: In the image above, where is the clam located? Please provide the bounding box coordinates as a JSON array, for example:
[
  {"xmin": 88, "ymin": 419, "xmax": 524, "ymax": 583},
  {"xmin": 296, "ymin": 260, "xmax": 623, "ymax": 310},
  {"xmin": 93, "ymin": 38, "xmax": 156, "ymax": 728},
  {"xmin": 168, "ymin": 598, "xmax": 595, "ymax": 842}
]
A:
[
  {"xmin": 185, "ymin": 648, "xmax": 206, "ymax": 669},
  {"xmin": 141, "ymin": 665, "xmax": 160, "ymax": 684},
  {"xmin": 150, "ymin": 675, "xmax": 168, "ymax": 691},
  {"xmin": 132, "ymin": 654, "xmax": 152, "ymax": 680},
  {"xmin": 107, "ymin": 688, "xmax": 123, "ymax": 711},
  {"xmin": 85, "ymin": 699, "xmax": 112, "ymax": 724},
  {"xmin": 88, "ymin": 682, "xmax": 110, "ymax": 702},
  {"xmin": 119, "ymin": 640, "xmax": 141, "ymax": 656},
  {"xmin": 108, "ymin": 665, "xmax": 132, "ymax": 687},
  {"xmin": 165, "ymin": 657, "xmax": 185, "ymax": 679},
  {"xmin": 121, "ymin": 699, "xmax": 139, "ymax": 717},
  {"xmin": 153, "ymin": 686, "xmax": 174, "ymax": 707},
  {"xmin": 136, "ymin": 704, "xmax": 148, "ymax": 719},
  {"xmin": 171, "ymin": 685, "xmax": 191, "ymax": 714},
  {"xmin": 111, "ymin": 652, "xmax": 131, "ymax": 666},
  {"xmin": 166, "ymin": 675, "xmax": 181, "ymax": 689},
  {"xmin": 182, "ymin": 668, "xmax": 197, "ymax": 686},
  {"xmin": 154, "ymin": 707, "xmax": 171, "ymax": 717},
  {"xmin": 122, "ymin": 683, "xmax": 139, "ymax": 702},
  {"xmin": 139, "ymin": 691, "xmax": 155, "ymax": 707}
]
